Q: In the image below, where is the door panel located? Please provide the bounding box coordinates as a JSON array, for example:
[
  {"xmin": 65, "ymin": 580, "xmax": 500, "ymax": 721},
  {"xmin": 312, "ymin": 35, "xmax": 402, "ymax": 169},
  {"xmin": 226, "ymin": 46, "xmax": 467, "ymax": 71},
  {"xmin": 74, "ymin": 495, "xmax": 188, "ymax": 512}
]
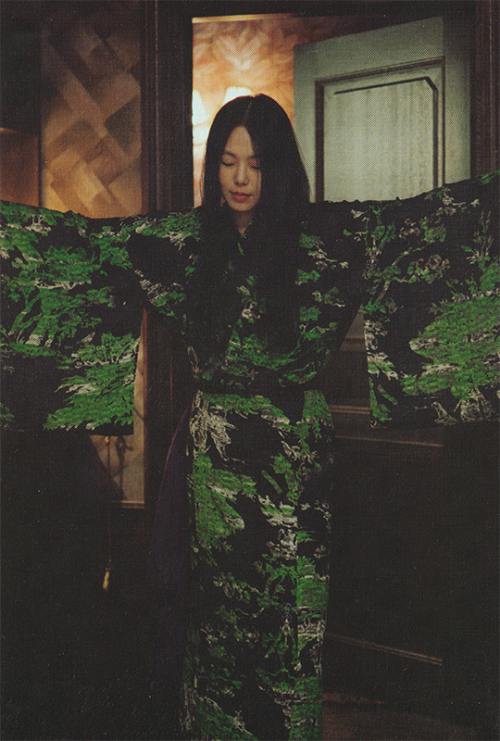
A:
[
  {"xmin": 323, "ymin": 63, "xmax": 442, "ymax": 201},
  {"xmin": 294, "ymin": 15, "xmax": 471, "ymax": 202}
]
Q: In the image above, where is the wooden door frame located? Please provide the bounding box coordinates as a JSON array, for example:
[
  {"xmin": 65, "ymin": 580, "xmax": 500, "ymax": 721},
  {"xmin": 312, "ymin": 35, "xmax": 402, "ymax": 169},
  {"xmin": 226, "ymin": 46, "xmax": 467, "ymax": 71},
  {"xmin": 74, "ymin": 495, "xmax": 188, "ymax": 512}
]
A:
[
  {"xmin": 139, "ymin": 3, "xmax": 194, "ymax": 522},
  {"xmin": 140, "ymin": 0, "xmax": 498, "ymax": 520},
  {"xmin": 472, "ymin": 0, "xmax": 500, "ymax": 175}
]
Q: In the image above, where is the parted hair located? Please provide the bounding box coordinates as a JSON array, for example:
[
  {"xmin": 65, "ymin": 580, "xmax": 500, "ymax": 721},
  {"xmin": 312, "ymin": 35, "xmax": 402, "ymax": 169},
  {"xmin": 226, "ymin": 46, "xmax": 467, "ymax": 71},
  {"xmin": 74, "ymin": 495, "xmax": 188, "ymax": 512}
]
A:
[
  {"xmin": 198, "ymin": 95, "xmax": 310, "ymax": 355},
  {"xmin": 202, "ymin": 94, "xmax": 310, "ymax": 227}
]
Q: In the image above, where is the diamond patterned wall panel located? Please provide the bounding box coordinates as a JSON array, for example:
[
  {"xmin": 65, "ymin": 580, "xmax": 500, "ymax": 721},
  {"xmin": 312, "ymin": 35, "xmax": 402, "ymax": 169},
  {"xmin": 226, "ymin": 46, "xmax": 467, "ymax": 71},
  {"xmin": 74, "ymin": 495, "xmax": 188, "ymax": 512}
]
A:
[{"xmin": 41, "ymin": 1, "xmax": 142, "ymax": 218}]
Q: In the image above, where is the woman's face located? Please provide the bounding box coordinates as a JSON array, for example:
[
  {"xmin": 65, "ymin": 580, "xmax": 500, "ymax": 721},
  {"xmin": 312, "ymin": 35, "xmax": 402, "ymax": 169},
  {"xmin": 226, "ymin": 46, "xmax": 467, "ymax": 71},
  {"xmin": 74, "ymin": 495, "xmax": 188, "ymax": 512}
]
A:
[{"xmin": 219, "ymin": 126, "xmax": 261, "ymax": 233}]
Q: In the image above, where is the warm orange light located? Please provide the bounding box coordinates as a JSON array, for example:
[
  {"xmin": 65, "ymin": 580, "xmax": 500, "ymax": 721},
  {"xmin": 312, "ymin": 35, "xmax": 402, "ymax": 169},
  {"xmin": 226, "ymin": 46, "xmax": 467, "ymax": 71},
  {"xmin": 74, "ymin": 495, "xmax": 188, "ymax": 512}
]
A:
[{"xmin": 223, "ymin": 87, "xmax": 253, "ymax": 104}]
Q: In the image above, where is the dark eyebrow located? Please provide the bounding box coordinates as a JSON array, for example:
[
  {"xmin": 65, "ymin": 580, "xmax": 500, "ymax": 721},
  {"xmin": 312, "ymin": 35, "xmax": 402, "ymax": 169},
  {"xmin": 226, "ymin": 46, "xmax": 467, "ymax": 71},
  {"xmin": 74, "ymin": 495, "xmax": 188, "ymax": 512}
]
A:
[{"xmin": 222, "ymin": 149, "xmax": 260, "ymax": 161}]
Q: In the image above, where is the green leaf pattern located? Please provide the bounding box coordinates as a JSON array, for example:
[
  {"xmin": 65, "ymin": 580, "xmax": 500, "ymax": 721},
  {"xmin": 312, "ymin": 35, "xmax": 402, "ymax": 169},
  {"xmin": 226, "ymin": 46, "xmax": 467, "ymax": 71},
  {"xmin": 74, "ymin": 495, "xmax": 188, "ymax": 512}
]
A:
[
  {"xmin": 359, "ymin": 177, "xmax": 499, "ymax": 426},
  {"xmin": 1, "ymin": 172, "xmax": 498, "ymax": 738}
]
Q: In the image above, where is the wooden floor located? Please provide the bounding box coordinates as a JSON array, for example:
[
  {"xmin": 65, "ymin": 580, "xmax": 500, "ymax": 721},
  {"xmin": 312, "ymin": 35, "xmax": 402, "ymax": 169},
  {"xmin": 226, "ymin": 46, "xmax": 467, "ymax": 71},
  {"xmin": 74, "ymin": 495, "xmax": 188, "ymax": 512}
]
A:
[{"xmin": 322, "ymin": 699, "xmax": 477, "ymax": 741}]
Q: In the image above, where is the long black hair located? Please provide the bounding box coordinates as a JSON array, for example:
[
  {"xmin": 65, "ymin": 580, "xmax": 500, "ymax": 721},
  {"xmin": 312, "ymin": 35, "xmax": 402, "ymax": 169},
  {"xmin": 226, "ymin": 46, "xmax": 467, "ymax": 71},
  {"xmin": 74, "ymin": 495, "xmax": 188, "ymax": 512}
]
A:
[
  {"xmin": 196, "ymin": 95, "xmax": 311, "ymax": 358},
  {"xmin": 202, "ymin": 94, "xmax": 310, "ymax": 228}
]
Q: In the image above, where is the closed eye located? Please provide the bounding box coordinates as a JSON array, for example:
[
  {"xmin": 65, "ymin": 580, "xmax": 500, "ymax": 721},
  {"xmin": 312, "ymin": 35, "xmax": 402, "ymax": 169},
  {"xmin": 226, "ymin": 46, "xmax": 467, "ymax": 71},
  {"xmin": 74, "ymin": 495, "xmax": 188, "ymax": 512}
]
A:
[{"xmin": 220, "ymin": 154, "xmax": 260, "ymax": 169}]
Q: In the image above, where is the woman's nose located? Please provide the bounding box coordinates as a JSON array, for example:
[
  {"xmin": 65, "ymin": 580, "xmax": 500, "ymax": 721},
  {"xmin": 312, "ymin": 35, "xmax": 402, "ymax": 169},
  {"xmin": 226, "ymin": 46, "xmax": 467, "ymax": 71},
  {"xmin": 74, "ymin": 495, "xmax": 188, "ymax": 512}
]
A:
[{"xmin": 235, "ymin": 163, "xmax": 249, "ymax": 185}]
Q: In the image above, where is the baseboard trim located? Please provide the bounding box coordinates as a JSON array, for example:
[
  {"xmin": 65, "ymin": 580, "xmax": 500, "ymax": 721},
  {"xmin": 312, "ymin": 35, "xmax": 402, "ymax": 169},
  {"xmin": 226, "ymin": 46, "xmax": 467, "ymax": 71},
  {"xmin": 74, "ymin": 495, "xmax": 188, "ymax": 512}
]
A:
[{"xmin": 325, "ymin": 631, "xmax": 443, "ymax": 666}]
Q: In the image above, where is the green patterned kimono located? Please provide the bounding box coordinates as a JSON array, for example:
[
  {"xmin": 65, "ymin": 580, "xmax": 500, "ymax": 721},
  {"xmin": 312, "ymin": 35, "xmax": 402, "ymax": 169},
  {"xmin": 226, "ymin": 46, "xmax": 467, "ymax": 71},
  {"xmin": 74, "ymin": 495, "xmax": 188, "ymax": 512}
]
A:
[{"xmin": 1, "ymin": 172, "xmax": 498, "ymax": 740}]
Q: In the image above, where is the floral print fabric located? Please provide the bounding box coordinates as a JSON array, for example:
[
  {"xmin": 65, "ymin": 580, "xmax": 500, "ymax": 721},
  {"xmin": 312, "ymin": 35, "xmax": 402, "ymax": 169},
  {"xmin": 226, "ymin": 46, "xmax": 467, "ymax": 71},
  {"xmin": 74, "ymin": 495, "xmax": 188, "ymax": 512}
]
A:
[
  {"xmin": 1, "ymin": 172, "xmax": 498, "ymax": 739},
  {"xmin": 1, "ymin": 173, "xmax": 497, "ymax": 434},
  {"xmin": 358, "ymin": 173, "xmax": 499, "ymax": 427}
]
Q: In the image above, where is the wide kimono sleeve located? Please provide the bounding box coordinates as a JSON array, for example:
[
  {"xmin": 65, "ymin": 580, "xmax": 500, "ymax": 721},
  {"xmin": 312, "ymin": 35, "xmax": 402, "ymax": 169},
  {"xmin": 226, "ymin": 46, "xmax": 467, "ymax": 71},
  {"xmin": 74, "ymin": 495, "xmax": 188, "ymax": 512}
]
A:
[
  {"xmin": 357, "ymin": 171, "xmax": 499, "ymax": 428},
  {"xmin": 0, "ymin": 202, "xmax": 201, "ymax": 433}
]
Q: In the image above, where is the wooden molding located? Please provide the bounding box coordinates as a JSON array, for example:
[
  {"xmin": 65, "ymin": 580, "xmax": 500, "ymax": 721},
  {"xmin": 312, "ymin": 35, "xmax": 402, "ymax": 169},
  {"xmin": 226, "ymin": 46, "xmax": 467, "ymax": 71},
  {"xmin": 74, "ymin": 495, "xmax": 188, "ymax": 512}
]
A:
[
  {"xmin": 140, "ymin": 1, "xmax": 194, "ymax": 522},
  {"xmin": 472, "ymin": 0, "xmax": 500, "ymax": 174},
  {"xmin": 141, "ymin": 2, "xmax": 193, "ymax": 213},
  {"xmin": 164, "ymin": 1, "xmax": 476, "ymax": 19}
]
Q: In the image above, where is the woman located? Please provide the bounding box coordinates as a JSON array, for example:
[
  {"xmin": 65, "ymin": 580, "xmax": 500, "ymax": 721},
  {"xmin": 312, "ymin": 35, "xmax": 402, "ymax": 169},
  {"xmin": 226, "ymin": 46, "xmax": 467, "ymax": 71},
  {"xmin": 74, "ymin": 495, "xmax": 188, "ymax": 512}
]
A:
[
  {"xmin": 127, "ymin": 96, "xmax": 498, "ymax": 739},
  {"xmin": 165, "ymin": 95, "xmax": 343, "ymax": 740},
  {"xmin": 149, "ymin": 95, "xmax": 344, "ymax": 740},
  {"xmin": 1, "ymin": 95, "xmax": 498, "ymax": 740}
]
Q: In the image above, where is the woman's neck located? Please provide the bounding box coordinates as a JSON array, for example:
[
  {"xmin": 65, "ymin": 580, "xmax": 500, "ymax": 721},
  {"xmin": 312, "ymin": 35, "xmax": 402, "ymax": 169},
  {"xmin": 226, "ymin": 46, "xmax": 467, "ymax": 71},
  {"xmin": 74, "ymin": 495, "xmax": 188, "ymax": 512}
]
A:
[{"xmin": 232, "ymin": 211, "xmax": 253, "ymax": 235}]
